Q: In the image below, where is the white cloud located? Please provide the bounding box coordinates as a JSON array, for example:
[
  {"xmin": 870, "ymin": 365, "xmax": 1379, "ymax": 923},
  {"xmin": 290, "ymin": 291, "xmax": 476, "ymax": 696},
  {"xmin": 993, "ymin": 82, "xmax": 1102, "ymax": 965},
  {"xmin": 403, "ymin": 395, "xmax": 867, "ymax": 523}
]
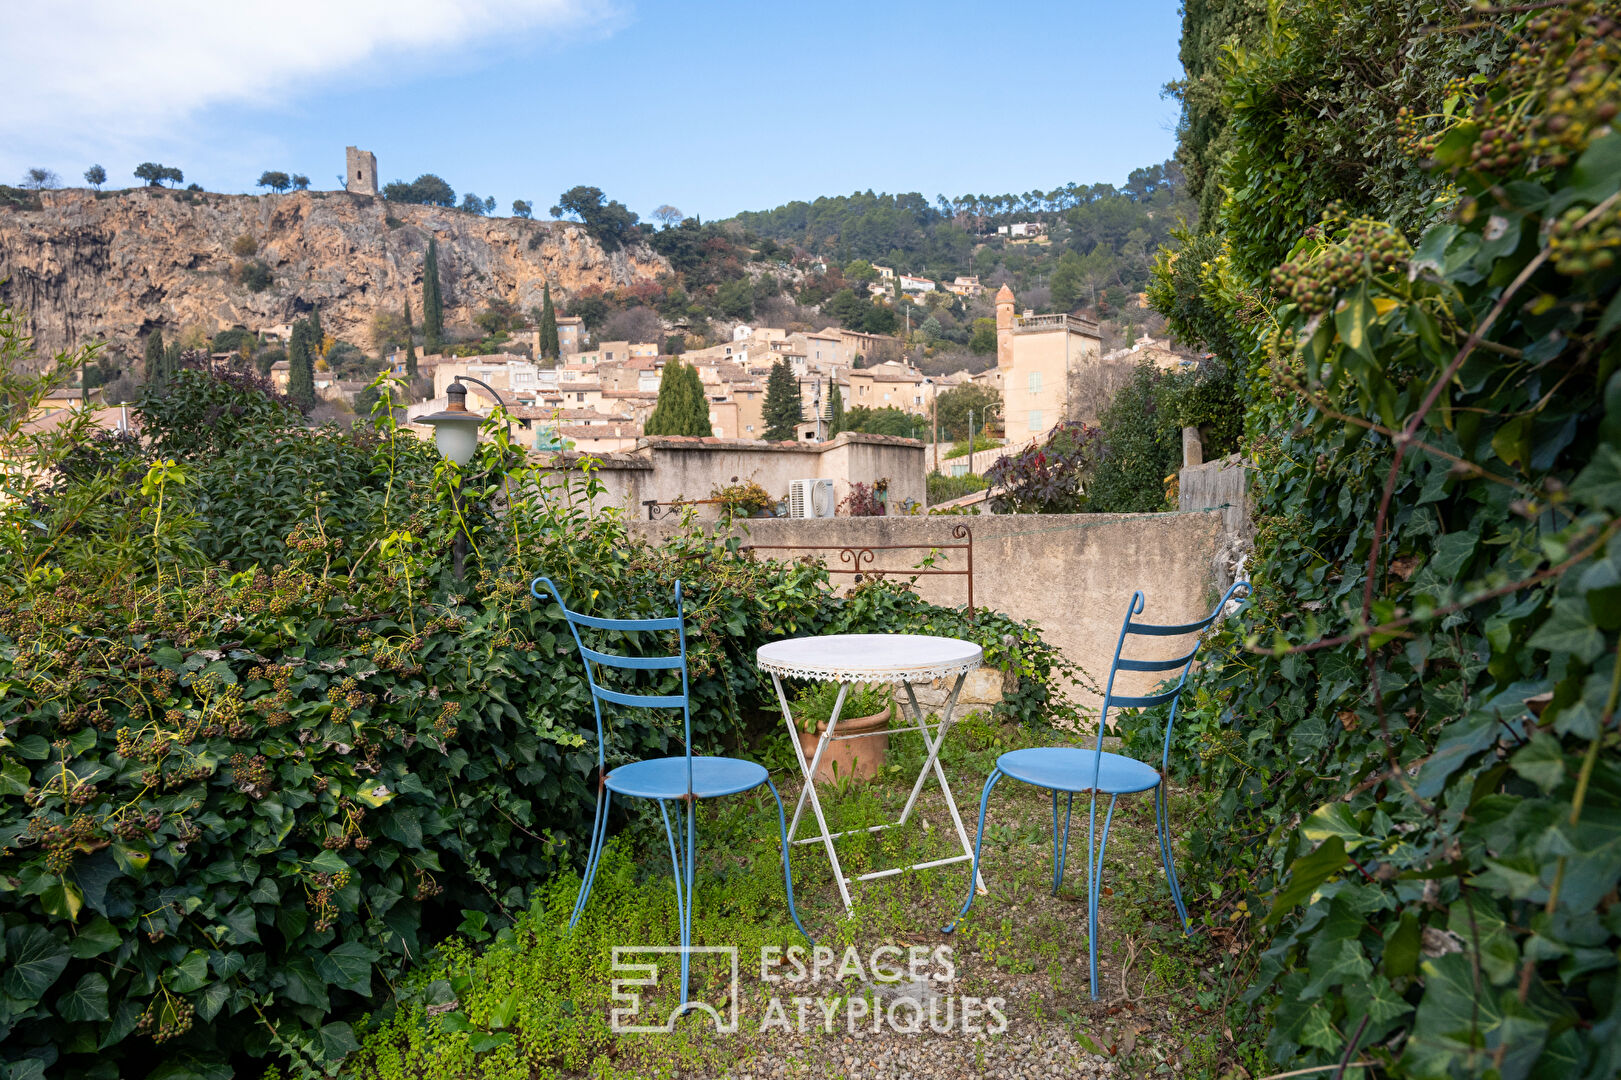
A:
[{"xmin": 1, "ymin": 1, "xmax": 611, "ymax": 153}]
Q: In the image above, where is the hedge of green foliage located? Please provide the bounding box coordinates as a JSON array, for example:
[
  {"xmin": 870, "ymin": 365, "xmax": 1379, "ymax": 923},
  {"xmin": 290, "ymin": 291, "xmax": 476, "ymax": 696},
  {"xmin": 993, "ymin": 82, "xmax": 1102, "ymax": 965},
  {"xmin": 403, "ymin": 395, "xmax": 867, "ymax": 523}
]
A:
[
  {"xmin": 1135, "ymin": 3, "xmax": 1621, "ymax": 1077},
  {"xmin": 0, "ymin": 340, "xmax": 1075, "ymax": 1080}
]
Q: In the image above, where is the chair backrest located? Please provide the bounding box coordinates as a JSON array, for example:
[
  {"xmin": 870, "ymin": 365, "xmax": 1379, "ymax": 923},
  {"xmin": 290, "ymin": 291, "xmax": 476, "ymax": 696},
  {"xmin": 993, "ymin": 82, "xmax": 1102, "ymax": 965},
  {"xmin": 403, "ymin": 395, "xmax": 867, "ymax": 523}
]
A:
[
  {"xmin": 530, "ymin": 575, "xmax": 694, "ymax": 793},
  {"xmin": 1094, "ymin": 581, "xmax": 1251, "ymax": 783}
]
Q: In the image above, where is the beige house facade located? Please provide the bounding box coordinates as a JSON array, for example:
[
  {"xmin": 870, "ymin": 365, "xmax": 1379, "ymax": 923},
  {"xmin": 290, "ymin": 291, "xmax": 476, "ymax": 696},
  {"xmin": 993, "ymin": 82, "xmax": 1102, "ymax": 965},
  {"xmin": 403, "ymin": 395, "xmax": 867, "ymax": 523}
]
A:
[{"xmin": 986, "ymin": 283, "xmax": 1103, "ymax": 436}]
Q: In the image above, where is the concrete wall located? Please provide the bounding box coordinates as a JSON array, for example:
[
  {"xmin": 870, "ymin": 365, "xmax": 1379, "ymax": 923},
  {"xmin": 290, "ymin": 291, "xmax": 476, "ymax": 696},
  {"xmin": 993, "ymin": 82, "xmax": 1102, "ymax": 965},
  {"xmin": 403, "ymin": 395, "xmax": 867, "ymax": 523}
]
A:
[
  {"xmin": 1179, "ymin": 453, "xmax": 1250, "ymax": 536},
  {"xmin": 529, "ymin": 432, "xmax": 925, "ymax": 520},
  {"xmin": 628, "ymin": 511, "xmax": 1226, "ymax": 714}
]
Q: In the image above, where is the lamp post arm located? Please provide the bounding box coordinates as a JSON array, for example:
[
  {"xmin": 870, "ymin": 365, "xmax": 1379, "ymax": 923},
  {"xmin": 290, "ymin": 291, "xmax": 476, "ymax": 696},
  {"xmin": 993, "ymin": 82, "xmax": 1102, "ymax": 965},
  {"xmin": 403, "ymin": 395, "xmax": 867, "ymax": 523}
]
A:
[{"xmin": 450, "ymin": 375, "xmax": 518, "ymax": 437}]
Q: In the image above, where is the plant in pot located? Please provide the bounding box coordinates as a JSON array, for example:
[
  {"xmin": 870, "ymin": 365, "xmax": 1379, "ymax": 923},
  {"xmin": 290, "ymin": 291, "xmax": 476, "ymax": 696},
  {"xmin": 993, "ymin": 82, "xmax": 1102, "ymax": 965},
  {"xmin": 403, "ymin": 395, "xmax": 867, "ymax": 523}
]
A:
[{"xmin": 792, "ymin": 681, "xmax": 891, "ymax": 784}]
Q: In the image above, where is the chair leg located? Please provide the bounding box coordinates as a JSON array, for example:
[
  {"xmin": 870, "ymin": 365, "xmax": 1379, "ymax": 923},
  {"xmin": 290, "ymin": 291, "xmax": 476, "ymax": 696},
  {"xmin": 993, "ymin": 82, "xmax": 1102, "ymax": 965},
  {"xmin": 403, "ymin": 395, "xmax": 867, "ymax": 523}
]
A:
[
  {"xmin": 1155, "ymin": 783, "xmax": 1190, "ymax": 933},
  {"xmin": 569, "ymin": 788, "xmax": 612, "ymax": 931},
  {"xmin": 942, "ymin": 768, "xmax": 1003, "ymax": 933},
  {"xmin": 1086, "ymin": 793, "xmax": 1118, "ymax": 1001},
  {"xmin": 657, "ymin": 800, "xmax": 692, "ymax": 1014},
  {"xmin": 1052, "ymin": 790, "xmax": 1074, "ymax": 896},
  {"xmin": 765, "ymin": 778, "xmax": 813, "ymax": 943},
  {"xmin": 682, "ymin": 797, "xmax": 696, "ymax": 1007}
]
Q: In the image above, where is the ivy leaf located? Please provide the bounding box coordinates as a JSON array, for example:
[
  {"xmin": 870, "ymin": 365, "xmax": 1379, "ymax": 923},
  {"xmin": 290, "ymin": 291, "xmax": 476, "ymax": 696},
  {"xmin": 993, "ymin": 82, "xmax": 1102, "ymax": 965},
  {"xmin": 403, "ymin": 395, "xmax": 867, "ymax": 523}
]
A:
[
  {"xmin": 1568, "ymin": 444, "xmax": 1621, "ymax": 512},
  {"xmin": 56, "ymin": 973, "xmax": 110, "ymax": 1022},
  {"xmin": 1528, "ymin": 598, "xmax": 1605, "ymax": 664},
  {"xmin": 1266, "ymin": 837, "xmax": 1347, "ymax": 927},
  {"xmin": 314, "ymin": 941, "xmax": 379, "ymax": 996},
  {"xmin": 1300, "ymin": 937, "xmax": 1373, "ymax": 998},
  {"xmin": 67, "ymin": 917, "xmax": 122, "ymax": 959},
  {"xmin": 1510, "ymin": 733, "xmax": 1567, "ymax": 793},
  {"xmin": 0, "ymin": 757, "xmax": 30, "ymax": 797},
  {"xmin": 316, "ymin": 1021, "xmax": 360, "ymax": 1062},
  {"xmin": 1335, "ymin": 285, "xmax": 1377, "ymax": 362},
  {"xmin": 1302, "ymin": 803, "xmax": 1370, "ymax": 852},
  {"xmin": 166, "ymin": 949, "xmax": 209, "ymax": 993},
  {"xmin": 1, "ymin": 925, "xmax": 70, "ymax": 1002}
]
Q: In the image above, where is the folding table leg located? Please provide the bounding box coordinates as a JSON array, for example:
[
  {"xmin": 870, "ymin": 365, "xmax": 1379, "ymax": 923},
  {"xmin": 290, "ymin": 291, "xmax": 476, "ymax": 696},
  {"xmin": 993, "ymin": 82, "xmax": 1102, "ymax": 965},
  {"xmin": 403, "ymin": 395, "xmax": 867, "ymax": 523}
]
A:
[
  {"xmin": 899, "ymin": 675, "xmax": 987, "ymax": 894},
  {"xmin": 772, "ymin": 674, "xmax": 855, "ymax": 914}
]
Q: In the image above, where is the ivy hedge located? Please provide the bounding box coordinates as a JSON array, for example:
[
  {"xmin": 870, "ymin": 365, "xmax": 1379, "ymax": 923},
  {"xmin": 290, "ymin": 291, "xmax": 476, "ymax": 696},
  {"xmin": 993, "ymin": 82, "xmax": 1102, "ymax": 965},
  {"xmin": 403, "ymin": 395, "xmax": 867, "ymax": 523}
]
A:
[
  {"xmin": 0, "ymin": 345, "xmax": 1075, "ymax": 1080},
  {"xmin": 1140, "ymin": 3, "xmax": 1621, "ymax": 1077}
]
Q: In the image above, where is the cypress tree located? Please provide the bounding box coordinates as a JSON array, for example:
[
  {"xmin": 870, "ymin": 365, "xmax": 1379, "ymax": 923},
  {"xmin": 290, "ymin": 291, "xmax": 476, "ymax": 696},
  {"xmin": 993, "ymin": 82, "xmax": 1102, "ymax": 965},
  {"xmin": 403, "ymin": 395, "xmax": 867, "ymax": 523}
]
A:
[
  {"xmin": 644, "ymin": 359, "xmax": 711, "ymax": 437},
  {"xmin": 762, "ymin": 359, "xmax": 803, "ymax": 441},
  {"xmin": 143, "ymin": 329, "xmax": 167, "ymax": 389},
  {"xmin": 539, "ymin": 283, "xmax": 559, "ymax": 362},
  {"xmin": 828, "ymin": 382, "xmax": 845, "ymax": 435},
  {"xmin": 287, "ymin": 318, "xmax": 315, "ymax": 406},
  {"xmin": 422, "ymin": 239, "xmax": 443, "ymax": 353},
  {"xmin": 402, "ymin": 296, "xmax": 418, "ymax": 379}
]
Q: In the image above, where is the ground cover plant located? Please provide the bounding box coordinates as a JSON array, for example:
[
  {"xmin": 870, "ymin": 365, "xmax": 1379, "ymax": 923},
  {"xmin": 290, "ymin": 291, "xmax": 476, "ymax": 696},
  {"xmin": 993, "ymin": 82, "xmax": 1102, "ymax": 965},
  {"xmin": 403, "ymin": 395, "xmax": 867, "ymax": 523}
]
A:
[
  {"xmin": 1145, "ymin": 2, "xmax": 1621, "ymax": 1075},
  {"xmin": 0, "ymin": 328, "xmax": 1076, "ymax": 1080}
]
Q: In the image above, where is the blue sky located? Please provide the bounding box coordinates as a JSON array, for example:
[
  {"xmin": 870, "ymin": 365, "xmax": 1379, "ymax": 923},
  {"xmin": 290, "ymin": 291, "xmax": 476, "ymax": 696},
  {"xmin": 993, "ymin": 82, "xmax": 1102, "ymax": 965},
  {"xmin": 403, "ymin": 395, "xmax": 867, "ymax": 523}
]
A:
[{"xmin": 4, "ymin": 1, "xmax": 1184, "ymax": 221}]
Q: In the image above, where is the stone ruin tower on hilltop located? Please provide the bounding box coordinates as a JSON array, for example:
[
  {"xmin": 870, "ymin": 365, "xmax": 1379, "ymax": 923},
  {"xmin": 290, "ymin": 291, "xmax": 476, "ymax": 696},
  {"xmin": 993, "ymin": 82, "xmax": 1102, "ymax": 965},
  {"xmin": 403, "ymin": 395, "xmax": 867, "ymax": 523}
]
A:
[{"xmin": 345, "ymin": 147, "xmax": 377, "ymax": 195}]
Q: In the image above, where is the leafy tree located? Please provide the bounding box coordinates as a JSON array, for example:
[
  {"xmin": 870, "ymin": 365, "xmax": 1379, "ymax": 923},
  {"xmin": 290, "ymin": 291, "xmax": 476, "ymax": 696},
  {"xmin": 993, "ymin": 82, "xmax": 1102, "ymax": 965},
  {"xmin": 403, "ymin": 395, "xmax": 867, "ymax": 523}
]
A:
[
  {"xmin": 843, "ymin": 259, "xmax": 879, "ymax": 282},
  {"xmin": 828, "ymin": 382, "xmax": 844, "ymax": 434},
  {"xmin": 933, "ymin": 384, "xmax": 1000, "ymax": 441},
  {"xmin": 83, "ymin": 164, "xmax": 105, "ymax": 190},
  {"xmin": 291, "ymin": 175, "xmax": 309, "ymax": 190},
  {"xmin": 1084, "ymin": 363, "xmax": 1180, "ymax": 512},
  {"xmin": 538, "ymin": 283, "xmax": 559, "ymax": 360},
  {"xmin": 134, "ymin": 163, "xmax": 165, "ymax": 186},
  {"xmin": 839, "ymin": 405, "xmax": 924, "ymax": 439},
  {"xmin": 382, "ymin": 174, "xmax": 456, "ymax": 207},
  {"xmin": 257, "ymin": 171, "xmax": 291, "ymax": 192},
  {"xmin": 512, "ymin": 199, "xmax": 532, "ymax": 219},
  {"xmin": 21, "ymin": 168, "xmax": 60, "ymax": 190},
  {"xmin": 421, "ymin": 239, "xmax": 444, "ymax": 352},
  {"xmin": 653, "ymin": 204, "xmax": 684, "ymax": 227},
  {"xmin": 968, "ymin": 317, "xmax": 997, "ymax": 355},
  {"xmin": 235, "ymin": 259, "xmax": 273, "ymax": 293},
  {"xmin": 550, "ymin": 185, "xmax": 640, "ymax": 251},
  {"xmin": 143, "ymin": 329, "xmax": 168, "ymax": 389},
  {"xmin": 643, "ymin": 359, "xmax": 711, "ymax": 437},
  {"xmin": 286, "ymin": 317, "xmax": 316, "ymax": 407},
  {"xmin": 460, "ymin": 192, "xmax": 488, "ymax": 215},
  {"xmin": 762, "ymin": 359, "xmax": 803, "ymax": 441},
  {"xmin": 162, "ymin": 166, "xmax": 184, "ymax": 187},
  {"xmin": 920, "ymin": 315, "xmax": 942, "ymax": 341},
  {"xmin": 715, "ymin": 278, "xmax": 754, "ymax": 320},
  {"xmin": 1048, "ymin": 250, "xmax": 1087, "ymax": 311},
  {"xmin": 568, "ymin": 292, "xmax": 609, "ymax": 331},
  {"xmin": 985, "ymin": 422, "xmax": 1098, "ymax": 513}
]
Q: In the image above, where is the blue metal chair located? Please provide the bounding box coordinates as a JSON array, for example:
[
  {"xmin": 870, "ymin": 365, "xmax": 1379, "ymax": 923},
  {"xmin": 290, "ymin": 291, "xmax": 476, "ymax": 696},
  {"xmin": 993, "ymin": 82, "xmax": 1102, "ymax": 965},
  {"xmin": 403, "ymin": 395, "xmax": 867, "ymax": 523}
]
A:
[
  {"xmin": 531, "ymin": 576, "xmax": 811, "ymax": 1012},
  {"xmin": 944, "ymin": 581, "xmax": 1250, "ymax": 999}
]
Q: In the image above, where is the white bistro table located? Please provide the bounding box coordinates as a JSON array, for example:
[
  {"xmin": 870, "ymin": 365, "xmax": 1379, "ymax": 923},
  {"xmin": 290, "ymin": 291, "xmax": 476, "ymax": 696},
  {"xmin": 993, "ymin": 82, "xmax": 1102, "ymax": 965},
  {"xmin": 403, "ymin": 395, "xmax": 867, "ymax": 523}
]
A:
[{"xmin": 757, "ymin": 633, "xmax": 989, "ymax": 914}]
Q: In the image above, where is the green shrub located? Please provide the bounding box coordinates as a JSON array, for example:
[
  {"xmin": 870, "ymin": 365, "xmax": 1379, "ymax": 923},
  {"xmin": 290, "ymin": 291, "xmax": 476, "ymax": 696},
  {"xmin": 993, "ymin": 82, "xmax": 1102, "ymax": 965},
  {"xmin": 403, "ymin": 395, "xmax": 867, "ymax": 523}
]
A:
[
  {"xmin": 926, "ymin": 471, "xmax": 989, "ymax": 505},
  {"xmin": 1142, "ymin": 4, "xmax": 1621, "ymax": 1076},
  {"xmin": 0, "ymin": 355, "xmax": 1078, "ymax": 1078}
]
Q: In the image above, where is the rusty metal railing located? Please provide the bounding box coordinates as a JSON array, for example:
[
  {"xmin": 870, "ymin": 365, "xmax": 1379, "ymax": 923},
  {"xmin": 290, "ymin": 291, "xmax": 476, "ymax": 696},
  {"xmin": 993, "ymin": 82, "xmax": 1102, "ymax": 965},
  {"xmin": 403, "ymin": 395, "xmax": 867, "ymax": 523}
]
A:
[{"xmin": 738, "ymin": 523, "xmax": 974, "ymax": 620}]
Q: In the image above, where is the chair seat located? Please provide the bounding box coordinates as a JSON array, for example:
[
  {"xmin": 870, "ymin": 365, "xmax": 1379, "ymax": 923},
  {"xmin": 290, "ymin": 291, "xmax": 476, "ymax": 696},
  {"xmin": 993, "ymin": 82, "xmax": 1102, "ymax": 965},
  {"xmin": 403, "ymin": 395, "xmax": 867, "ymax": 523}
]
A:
[
  {"xmin": 605, "ymin": 755, "xmax": 769, "ymax": 800},
  {"xmin": 996, "ymin": 747, "xmax": 1161, "ymax": 795}
]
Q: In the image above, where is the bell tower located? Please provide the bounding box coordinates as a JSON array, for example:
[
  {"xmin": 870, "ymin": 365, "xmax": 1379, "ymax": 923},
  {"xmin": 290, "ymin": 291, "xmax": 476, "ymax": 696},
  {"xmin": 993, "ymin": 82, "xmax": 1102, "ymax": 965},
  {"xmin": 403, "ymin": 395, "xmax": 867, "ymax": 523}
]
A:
[{"xmin": 995, "ymin": 283, "xmax": 1016, "ymax": 371}]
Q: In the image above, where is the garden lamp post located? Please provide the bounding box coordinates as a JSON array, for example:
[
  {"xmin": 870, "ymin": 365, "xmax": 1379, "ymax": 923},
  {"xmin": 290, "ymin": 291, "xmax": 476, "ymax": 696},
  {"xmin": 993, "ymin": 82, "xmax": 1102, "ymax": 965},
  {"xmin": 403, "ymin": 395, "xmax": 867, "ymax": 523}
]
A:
[{"xmin": 415, "ymin": 377, "xmax": 513, "ymax": 578}]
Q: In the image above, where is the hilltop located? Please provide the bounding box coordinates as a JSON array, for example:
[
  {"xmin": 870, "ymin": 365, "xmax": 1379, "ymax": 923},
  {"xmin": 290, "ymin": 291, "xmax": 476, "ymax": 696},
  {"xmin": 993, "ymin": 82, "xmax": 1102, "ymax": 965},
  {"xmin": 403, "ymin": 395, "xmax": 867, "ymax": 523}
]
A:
[{"xmin": 0, "ymin": 186, "xmax": 665, "ymax": 367}]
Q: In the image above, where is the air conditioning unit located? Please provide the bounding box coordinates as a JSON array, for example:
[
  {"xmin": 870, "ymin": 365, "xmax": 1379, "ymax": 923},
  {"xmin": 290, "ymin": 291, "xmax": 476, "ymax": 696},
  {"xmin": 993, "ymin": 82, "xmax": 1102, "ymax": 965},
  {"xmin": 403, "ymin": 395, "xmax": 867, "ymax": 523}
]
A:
[{"xmin": 788, "ymin": 478, "xmax": 836, "ymax": 519}]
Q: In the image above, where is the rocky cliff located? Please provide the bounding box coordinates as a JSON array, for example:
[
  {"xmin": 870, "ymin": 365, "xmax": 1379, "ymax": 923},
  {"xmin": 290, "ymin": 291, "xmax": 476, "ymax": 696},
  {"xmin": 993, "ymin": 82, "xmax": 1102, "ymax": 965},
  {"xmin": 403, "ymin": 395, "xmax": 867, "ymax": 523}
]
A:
[{"xmin": 0, "ymin": 187, "xmax": 666, "ymax": 365}]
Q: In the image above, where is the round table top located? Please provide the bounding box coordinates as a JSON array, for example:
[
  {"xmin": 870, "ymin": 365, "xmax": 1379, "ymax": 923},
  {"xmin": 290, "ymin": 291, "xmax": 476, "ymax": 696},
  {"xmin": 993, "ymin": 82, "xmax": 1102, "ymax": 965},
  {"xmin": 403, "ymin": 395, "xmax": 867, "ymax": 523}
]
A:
[{"xmin": 757, "ymin": 633, "xmax": 983, "ymax": 684}]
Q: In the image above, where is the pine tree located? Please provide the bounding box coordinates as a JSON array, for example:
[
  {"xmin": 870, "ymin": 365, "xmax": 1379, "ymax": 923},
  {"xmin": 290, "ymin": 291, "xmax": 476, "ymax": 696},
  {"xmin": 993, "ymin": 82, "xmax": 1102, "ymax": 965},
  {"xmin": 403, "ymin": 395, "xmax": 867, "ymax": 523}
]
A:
[
  {"xmin": 402, "ymin": 296, "xmax": 418, "ymax": 379},
  {"xmin": 644, "ymin": 359, "xmax": 712, "ymax": 437},
  {"xmin": 539, "ymin": 283, "xmax": 559, "ymax": 362},
  {"xmin": 144, "ymin": 330, "xmax": 167, "ymax": 389},
  {"xmin": 762, "ymin": 359, "xmax": 803, "ymax": 441},
  {"xmin": 828, "ymin": 383, "xmax": 845, "ymax": 435},
  {"xmin": 287, "ymin": 318, "xmax": 315, "ymax": 406},
  {"xmin": 422, "ymin": 238, "xmax": 444, "ymax": 353}
]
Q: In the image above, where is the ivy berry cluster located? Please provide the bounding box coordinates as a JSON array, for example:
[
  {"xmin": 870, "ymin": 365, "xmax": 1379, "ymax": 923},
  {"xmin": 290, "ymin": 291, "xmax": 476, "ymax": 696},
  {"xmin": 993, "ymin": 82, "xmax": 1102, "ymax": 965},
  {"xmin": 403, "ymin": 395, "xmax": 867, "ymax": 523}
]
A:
[{"xmin": 1269, "ymin": 217, "xmax": 1412, "ymax": 318}]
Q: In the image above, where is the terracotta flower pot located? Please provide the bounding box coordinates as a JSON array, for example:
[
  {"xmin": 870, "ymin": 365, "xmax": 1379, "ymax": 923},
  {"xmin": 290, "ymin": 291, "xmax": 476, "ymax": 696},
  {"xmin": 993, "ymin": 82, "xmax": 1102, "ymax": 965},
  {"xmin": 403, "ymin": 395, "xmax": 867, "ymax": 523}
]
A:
[{"xmin": 796, "ymin": 705, "xmax": 891, "ymax": 784}]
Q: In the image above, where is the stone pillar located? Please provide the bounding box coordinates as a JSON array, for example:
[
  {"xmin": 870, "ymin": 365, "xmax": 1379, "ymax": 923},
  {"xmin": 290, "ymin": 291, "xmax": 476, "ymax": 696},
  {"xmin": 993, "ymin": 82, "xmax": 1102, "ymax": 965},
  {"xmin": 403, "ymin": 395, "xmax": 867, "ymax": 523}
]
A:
[{"xmin": 1182, "ymin": 425, "xmax": 1203, "ymax": 468}]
